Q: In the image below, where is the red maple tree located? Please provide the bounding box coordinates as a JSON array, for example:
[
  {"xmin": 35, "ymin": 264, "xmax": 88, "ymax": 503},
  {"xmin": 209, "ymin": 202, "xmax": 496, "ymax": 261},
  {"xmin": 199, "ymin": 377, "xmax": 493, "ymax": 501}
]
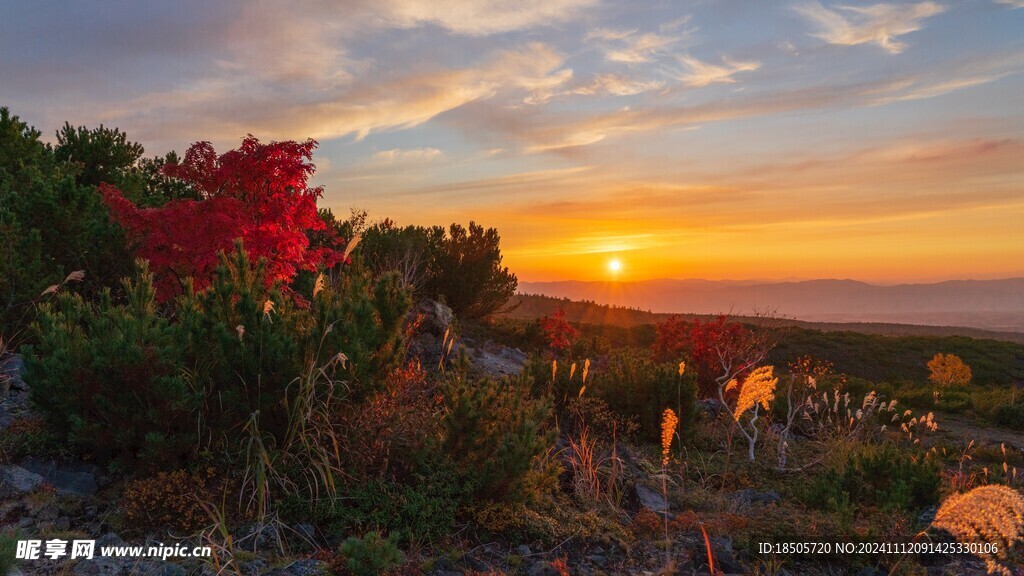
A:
[{"xmin": 102, "ymin": 136, "xmax": 345, "ymax": 300}]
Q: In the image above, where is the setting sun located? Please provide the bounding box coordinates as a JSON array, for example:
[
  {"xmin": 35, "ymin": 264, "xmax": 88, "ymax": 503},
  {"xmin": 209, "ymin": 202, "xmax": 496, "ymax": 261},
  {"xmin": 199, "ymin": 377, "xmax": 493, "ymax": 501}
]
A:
[{"xmin": 608, "ymin": 259, "xmax": 622, "ymax": 273}]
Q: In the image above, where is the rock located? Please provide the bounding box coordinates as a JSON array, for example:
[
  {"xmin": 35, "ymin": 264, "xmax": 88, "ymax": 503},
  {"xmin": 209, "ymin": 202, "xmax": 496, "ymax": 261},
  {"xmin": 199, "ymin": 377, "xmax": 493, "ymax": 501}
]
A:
[
  {"xmin": 463, "ymin": 554, "xmax": 489, "ymax": 572},
  {"xmin": 413, "ymin": 299, "xmax": 454, "ymax": 336},
  {"xmin": 634, "ymin": 484, "xmax": 671, "ymax": 517},
  {"xmin": 696, "ymin": 398, "xmax": 725, "ymax": 418},
  {"xmin": 149, "ymin": 563, "xmax": 187, "ymax": 576},
  {"xmin": 527, "ymin": 561, "xmax": 559, "ymax": 576},
  {"xmin": 292, "ymin": 523, "xmax": 316, "ymax": 543},
  {"xmin": 500, "ymin": 347, "xmax": 528, "ymax": 365},
  {"xmin": 708, "ymin": 537, "xmax": 741, "ymax": 574},
  {"xmin": 72, "ymin": 557, "xmax": 125, "ymax": 576},
  {"xmin": 0, "ymin": 464, "xmax": 44, "ymax": 495},
  {"xmin": 19, "ymin": 458, "xmax": 99, "ymax": 497},
  {"xmin": 589, "ymin": 554, "xmax": 607, "ymax": 566},
  {"xmin": 37, "ymin": 503, "xmax": 60, "ymax": 521},
  {"xmin": 1, "ymin": 353, "xmax": 26, "ymax": 391},
  {"xmin": 96, "ymin": 533, "xmax": 125, "ymax": 549},
  {"xmin": 238, "ymin": 558, "xmax": 268, "ymax": 576},
  {"xmin": 727, "ymin": 488, "xmax": 781, "ymax": 506},
  {"xmin": 918, "ymin": 505, "xmax": 938, "ymax": 526},
  {"xmin": 56, "ymin": 515, "xmax": 72, "ymax": 531},
  {"xmin": 279, "ymin": 559, "xmax": 327, "ymax": 576},
  {"xmin": 237, "ymin": 522, "xmax": 281, "ymax": 553},
  {"xmin": 516, "ymin": 544, "xmax": 532, "ymax": 556},
  {"xmin": 71, "ymin": 558, "xmax": 183, "ymax": 576}
]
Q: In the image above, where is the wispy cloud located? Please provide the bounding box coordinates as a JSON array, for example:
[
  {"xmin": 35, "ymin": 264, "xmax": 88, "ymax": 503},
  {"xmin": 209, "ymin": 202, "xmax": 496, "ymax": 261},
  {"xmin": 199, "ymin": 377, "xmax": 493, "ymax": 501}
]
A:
[
  {"xmin": 373, "ymin": 147, "xmax": 443, "ymax": 163},
  {"xmin": 588, "ymin": 26, "xmax": 692, "ymax": 63},
  {"xmin": 568, "ymin": 73, "xmax": 665, "ymax": 96},
  {"xmin": 793, "ymin": 1, "xmax": 946, "ymax": 54},
  {"xmin": 376, "ymin": 0, "xmax": 597, "ymax": 35},
  {"xmin": 995, "ymin": 0, "xmax": 1024, "ymax": 8},
  {"xmin": 676, "ymin": 55, "xmax": 761, "ymax": 86},
  {"xmin": 88, "ymin": 42, "xmax": 572, "ymax": 146}
]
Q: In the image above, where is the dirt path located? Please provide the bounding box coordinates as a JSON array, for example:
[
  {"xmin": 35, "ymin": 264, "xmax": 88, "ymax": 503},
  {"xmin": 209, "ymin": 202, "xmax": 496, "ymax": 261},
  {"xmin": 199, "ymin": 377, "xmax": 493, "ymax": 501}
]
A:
[{"xmin": 933, "ymin": 412, "xmax": 1024, "ymax": 450}]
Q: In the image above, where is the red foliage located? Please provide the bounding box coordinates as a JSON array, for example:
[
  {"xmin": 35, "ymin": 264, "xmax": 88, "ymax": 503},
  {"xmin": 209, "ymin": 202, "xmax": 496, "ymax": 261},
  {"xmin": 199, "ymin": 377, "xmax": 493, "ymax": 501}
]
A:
[
  {"xmin": 538, "ymin": 309, "xmax": 579, "ymax": 355},
  {"xmin": 102, "ymin": 136, "xmax": 344, "ymax": 300},
  {"xmin": 650, "ymin": 316, "xmax": 690, "ymax": 363},
  {"xmin": 652, "ymin": 315, "xmax": 762, "ymax": 397}
]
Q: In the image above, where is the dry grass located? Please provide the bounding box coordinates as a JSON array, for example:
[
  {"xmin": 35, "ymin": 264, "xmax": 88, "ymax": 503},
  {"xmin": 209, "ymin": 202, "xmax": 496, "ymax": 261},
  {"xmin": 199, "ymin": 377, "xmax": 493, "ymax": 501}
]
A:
[{"xmin": 931, "ymin": 484, "xmax": 1024, "ymax": 575}]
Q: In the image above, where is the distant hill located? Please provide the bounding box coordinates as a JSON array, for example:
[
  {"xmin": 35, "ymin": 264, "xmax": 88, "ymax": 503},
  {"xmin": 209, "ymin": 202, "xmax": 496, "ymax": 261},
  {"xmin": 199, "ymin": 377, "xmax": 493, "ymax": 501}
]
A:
[
  {"xmin": 504, "ymin": 293, "xmax": 1024, "ymax": 345},
  {"xmin": 516, "ymin": 278, "xmax": 1024, "ymax": 333}
]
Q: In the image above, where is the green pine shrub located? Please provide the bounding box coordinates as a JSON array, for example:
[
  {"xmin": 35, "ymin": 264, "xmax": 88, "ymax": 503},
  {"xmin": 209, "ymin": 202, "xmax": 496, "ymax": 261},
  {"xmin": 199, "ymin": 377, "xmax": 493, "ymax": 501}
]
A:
[
  {"xmin": 360, "ymin": 221, "xmax": 517, "ymax": 318},
  {"xmin": 25, "ymin": 243, "xmax": 411, "ymax": 469},
  {"xmin": 803, "ymin": 443, "xmax": 940, "ymax": 513},
  {"xmin": 301, "ymin": 466, "xmax": 467, "ymax": 546},
  {"xmin": 438, "ymin": 367, "xmax": 554, "ymax": 502},
  {"xmin": 25, "ymin": 261, "xmax": 197, "ymax": 465},
  {"xmin": 528, "ymin": 351, "xmax": 697, "ymax": 444},
  {"xmin": 339, "ymin": 531, "xmax": 404, "ymax": 576}
]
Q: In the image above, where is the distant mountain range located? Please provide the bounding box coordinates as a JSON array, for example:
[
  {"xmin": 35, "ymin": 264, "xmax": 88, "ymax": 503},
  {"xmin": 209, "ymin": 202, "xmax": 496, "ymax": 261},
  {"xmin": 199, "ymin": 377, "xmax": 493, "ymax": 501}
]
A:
[{"xmin": 516, "ymin": 278, "xmax": 1024, "ymax": 333}]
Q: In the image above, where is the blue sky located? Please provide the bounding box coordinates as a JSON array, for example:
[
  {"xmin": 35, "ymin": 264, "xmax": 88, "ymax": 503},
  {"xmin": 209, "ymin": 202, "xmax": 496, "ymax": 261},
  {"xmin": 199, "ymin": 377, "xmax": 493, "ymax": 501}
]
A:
[{"xmin": 2, "ymin": 0, "xmax": 1023, "ymax": 282}]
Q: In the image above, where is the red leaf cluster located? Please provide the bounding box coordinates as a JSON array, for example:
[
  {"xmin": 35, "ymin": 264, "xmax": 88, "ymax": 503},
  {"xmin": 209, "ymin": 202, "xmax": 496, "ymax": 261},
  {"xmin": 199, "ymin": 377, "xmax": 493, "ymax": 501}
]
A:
[
  {"xmin": 102, "ymin": 136, "xmax": 344, "ymax": 300},
  {"xmin": 652, "ymin": 315, "xmax": 756, "ymax": 396},
  {"xmin": 539, "ymin": 309, "xmax": 579, "ymax": 355}
]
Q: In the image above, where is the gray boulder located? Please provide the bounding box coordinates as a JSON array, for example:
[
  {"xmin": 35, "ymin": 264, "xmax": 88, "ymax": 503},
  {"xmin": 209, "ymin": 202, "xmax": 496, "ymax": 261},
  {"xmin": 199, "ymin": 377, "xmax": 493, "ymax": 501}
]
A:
[
  {"xmin": 413, "ymin": 299, "xmax": 454, "ymax": 336},
  {"xmin": 0, "ymin": 465, "xmax": 44, "ymax": 495},
  {"xmin": 634, "ymin": 484, "xmax": 671, "ymax": 517},
  {"xmin": 1, "ymin": 353, "xmax": 26, "ymax": 392},
  {"xmin": 19, "ymin": 458, "xmax": 99, "ymax": 496}
]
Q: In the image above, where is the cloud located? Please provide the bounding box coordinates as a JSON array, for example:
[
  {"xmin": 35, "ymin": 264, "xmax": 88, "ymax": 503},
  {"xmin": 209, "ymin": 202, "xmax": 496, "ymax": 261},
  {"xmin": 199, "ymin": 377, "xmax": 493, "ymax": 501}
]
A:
[
  {"xmin": 995, "ymin": 0, "xmax": 1024, "ymax": 7},
  {"xmin": 84, "ymin": 42, "xmax": 572, "ymax": 147},
  {"xmin": 376, "ymin": 0, "xmax": 597, "ymax": 35},
  {"xmin": 605, "ymin": 32, "xmax": 680, "ymax": 63},
  {"xmin": 588, "ymin": 26, "xmax": 692, "ymax": 63},
  {"xmin": 373, "ymin": 147, "xmax": 443, "ymax": 163},
  {"xmin": 568, "ymin": 74, "xmax": 665, "ymax": 96},
  {"xmin": 444, "ymin": 50, "xmax": 1023, "ymax": 155},
  {"xmin": 793, "ymin": 1, "xmax": 946, "ymax": 54},
  {"xmin": 676, "ymin": 55, "xmax": 761, "ymax": 87}
]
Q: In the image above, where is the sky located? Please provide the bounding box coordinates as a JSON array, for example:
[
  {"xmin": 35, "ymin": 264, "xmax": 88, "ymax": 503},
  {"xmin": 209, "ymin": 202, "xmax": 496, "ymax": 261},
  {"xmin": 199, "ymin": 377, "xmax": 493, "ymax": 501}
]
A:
[{"xmin": 2, "ymin": 0, "xmax": 1023, "ymax": 284}]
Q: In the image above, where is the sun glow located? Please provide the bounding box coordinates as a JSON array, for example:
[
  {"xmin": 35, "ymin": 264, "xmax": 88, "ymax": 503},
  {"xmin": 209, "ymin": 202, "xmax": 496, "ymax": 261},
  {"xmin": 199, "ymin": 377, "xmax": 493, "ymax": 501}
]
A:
[{"xmin": 608, "ymin": 258, "xmax": 622, "ymax": 273}]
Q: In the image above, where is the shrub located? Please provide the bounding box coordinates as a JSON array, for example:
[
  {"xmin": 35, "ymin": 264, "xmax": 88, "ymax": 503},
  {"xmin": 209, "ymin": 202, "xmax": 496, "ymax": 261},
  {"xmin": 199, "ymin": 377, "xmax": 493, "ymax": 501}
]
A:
[
  {"xmin": 121, "ymin": 468, "xmax": 219, "ymax": 532},
  {"xmin": 0, "ymin": 530, "xmax": 18, "ymax": 576},
  {"xmin": 339, "ymin": 532, "xmax": 404, "ymax": 576},
  {"xmin": 361, "ymin": 220, "xmax": 517, "ymax": 318},
  {"xmin": 804, "ymin": 443, "xmax": 940, "ymax": 513},
  {"xmin": 438, "ymin": 369, "xmax": 554, "ymax": 502},
  {"xmin": 25, "ymin": 261, "xmax": 197, "ymax": 465},
  {"xmin": 928, "ymin": 353, "xmax": 972, "ymax": 388},
  {"xmin": 472, "ymin": 498, "xmax": 626, "ymax": 545},
  {"xmin": 991, "ymin": 404, "xmax": 1024, "ymax": 430},
  {"xmin": 538, "ymin": 309, "xmax": 579, "ymax": 356},
  {"xmin": 304, "ymin": 466, "xmax": 466, "ymax": 546},
  {"xmin": 26, "ymin": 244, "xmax": 410, "ymax": 469},
  {"xmin": 1, "ymin": 108, "xmax": 134, "ymax": 336},
  {"xmin": 54, "ymin": 122, "xmax": 144, "ymax": 188},
  {"xmin": 592, "ymin": 353, "xmax": 697, "ymax": 444},
  {"xmin": 0, "ymin": 416, "xmax": 58, "ymax": 463}
]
